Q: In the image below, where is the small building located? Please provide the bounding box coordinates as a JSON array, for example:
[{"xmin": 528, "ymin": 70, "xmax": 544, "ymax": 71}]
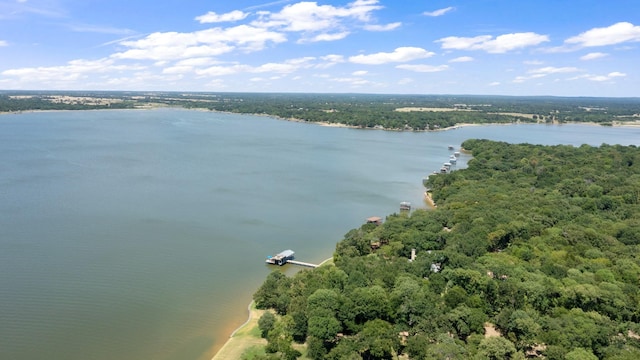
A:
[
  {"xmin": 266, "ymin": 249, "xmax": 295, "ymax": 266},
  {"xmin": 400, "ymin": 201, "xmax": 411, "ymax": 212},
  {"xmin": 366, "ymin": 216, "xmax": 383, "ymax": 225}
]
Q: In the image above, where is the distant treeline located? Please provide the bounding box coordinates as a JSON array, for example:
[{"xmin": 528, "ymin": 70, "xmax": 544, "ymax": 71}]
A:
[
  {"xmin": 2, "ymin": 91, "xmax": 639, "ymax": 130},
  {"xmin": 251, "ymin": 140, "xmax": 640, "ymax": 360}
]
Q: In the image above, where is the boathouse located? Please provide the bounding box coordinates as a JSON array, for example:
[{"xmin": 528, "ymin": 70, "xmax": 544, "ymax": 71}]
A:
[
  {"xmin": 266, "ymin": 249, "xmax": 295, "ymax": 266},
  {"xmin": 366, "ymin": 216, "xmax": 383, "ymax": 225}
]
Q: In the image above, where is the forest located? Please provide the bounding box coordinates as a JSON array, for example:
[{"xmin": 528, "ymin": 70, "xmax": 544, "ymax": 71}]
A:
[
  {"xmin": 251, "ymin": 140, "xmax": 640, "ymax": 360},
  {"xmin": 1, "ymin": 91, "xmax": 639, "ymax": 130}
]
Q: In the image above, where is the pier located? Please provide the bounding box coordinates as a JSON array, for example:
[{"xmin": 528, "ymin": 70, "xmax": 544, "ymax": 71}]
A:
[{"xmin": 285, "ymin": 260, "xmax": 320, "ymax": 268}]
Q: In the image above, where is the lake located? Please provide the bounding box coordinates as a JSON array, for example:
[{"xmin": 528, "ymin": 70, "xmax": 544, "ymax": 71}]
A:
[{"xmin": 1, "ymin": 109, "xmax": 639, "ymax": 360}]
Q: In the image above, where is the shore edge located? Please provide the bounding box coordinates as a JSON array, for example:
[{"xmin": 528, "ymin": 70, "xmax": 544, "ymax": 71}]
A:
[{"xmin": 211, "ymin": 257, "xmax": 334, "ymax": 360}]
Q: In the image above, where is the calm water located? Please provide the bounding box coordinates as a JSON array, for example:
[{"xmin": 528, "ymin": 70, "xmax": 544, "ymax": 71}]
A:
[{"xmin": 1, "ymin": 109, "xmax": 639, "ymax": 360}]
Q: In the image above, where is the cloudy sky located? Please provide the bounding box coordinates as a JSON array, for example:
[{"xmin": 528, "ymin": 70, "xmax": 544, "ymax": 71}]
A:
[{"xmin": 0, "ymin": 0, "xmax": 639, "ymax": 96}]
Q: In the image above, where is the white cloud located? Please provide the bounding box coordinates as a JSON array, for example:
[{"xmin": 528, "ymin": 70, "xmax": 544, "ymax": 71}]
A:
[
  {"xmin": 251, "ymin": 0, "xmax": 383, "ymax": 35},
  {"xmin": 195, "ymin": 64, "xmax": 251, "ymax": 76},
  {"xmin": 580, "ymin": 52, "xmax": 609, "ymax": 60},
  {"xmin": 489, "ymin": 81, "xmax": 500, "ymax": 86},
  {"xmin": 512, "ymin": 66, "xmax": 580, "ymax": 83},
  {"xmin": 364, "ymin": 22, "xmax": 401, "ymax": 31},
  {"xmin": 66, "ymin": 23, "xmax": 134, "ymax": 35},
  {"xmin": 330, "ymin": 76, "xmax": 376, "ymax": 87},
  {"xmin": 529, "ymin": 66, "xmax": 580, "ymax": 75},
  {"xmin": 316, "ymin": 54, "xmax": 345, "ymax": 68},
  {"xmin": 423, "ymin": 7, "xmax": 454, "ymax": 17},
  {"xmin": 302, "ymin": 31, "xmax": 350, "ymax": 43},
  {"xmin": 569, "ymin": 72, "xmax": 626, "ymax": 82},
  {"xmin": 565, "ymin": 22, "xmax": 640, "ymax": 47},
  {"xmin": 161, "ymin": 57, "xmax": 220, "ymax": 74},
  {"xmin": 437, "ymin": 32, "xmax": 549, "ymax": 53},
  {"xmin": 191, "ymin": 57, "xmax": 315, "ymax": 77},
  {"xmin": 112, "ymin": 25, "xmax": 286, "ymax": 61},
  {"xmin": 398, "ymin": 78, "xmax": 414, "ymax": 85},
  {"xmin": 352, "ymin": 70, "xmax": 368, "ymax": 76},
  {"xmin": 396, "ymin": 64, "xmax": 449, "ymax": 72},
  {"xmin": 195, "ymin": 10, "xmax": 249, "ymax": 23},
  {"xmin": 0, "ymin": 40, "xmax": 7, "ymax": 46},
  {"xmin": 1, "ymin": 58, "xmax": 145, "ymax": 83},
  {"xmin": 523, "ymin": 60, "xmax": 544, "ymax": 65},
  {"xmin": 349, "ymin": 47, "xmax": 434, "ymax": 65},
  {"xmin": 449, "ymin": 56, "xmax": 473, "ymax": 63}
]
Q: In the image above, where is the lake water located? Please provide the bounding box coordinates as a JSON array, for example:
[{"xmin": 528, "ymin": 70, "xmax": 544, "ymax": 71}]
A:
[{"xmin": 1, "ymin": 109, "xmax": 639, "ymax": 360}]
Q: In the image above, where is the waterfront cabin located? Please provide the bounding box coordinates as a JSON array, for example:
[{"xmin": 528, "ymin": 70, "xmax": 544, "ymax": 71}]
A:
[
  {"xmin": 266, "ymin": 249, "xmax": 295, "ymax": 266},
  {"xmin": 366, "ymin": 216, "xmax": 383, "ymax": 225},
  {"xmin": 400, "ymin": 201, "xmax": 411, "ymax": 212}
]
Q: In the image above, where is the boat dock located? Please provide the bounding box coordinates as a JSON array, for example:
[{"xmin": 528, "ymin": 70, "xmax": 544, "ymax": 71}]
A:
[
  {"xmin": 266, "ymin": 249, "xmax": 320, "ymax": 268},
  {"xmin": 285, "ymin": 260, "xmax": 320, "ymax": 268}
]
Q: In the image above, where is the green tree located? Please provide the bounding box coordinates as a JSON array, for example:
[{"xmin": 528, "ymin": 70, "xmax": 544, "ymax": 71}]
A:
[
  {"xmin": 258, "ymin": 312, "xmax": 276, "ymax": 338},
  {"xmin": 565, "ymin": 347, "xmax": 598, "ymax": 360},
  {"xmin": 475, "ymin": 337, "xmax": 521, "ymax": 360}
]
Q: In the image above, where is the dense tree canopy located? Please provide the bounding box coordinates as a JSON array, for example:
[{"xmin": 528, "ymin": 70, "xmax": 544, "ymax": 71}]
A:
[{"xmin": 253, "ymin": 140, "xmax": 640, "ymax": 359}]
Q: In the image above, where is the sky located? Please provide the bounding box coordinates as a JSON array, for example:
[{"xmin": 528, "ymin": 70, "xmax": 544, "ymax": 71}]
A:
[{"xmin": 0, "ymin": 0, "xmax": 639, "ymax": 97}]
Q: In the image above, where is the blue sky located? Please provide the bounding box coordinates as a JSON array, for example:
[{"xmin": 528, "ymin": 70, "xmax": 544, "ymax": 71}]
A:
[{"xmin": 0, "ymin": 0, "xmax": 639, "ymax": 96}]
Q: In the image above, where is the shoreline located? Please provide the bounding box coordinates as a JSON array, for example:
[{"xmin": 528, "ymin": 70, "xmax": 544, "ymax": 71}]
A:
[
  {"xmin": 5, "ymin": 107, "xmax": 640, "ymax": 131},
  {"xmin": 211, "ymin": 257, "xmax": 334, "ymax": 360},
  {"xmin": 424, "ymin": 191, "xmax": 436, "ymax": 208}
]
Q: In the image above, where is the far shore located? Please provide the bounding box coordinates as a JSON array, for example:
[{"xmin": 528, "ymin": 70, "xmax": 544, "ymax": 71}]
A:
[{"xmin": 4, "ymin": 106, "xmax": 640, "ymax": 131}]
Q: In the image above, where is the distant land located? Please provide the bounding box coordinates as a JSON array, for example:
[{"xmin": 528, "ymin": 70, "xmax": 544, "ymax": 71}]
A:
[{"xmin": 2, "ymin": 91, "xmax": 640, "ymax": 131}]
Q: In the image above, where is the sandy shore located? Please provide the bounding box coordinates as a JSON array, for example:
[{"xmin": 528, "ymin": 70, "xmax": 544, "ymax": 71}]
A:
[
  {"xmin": 424, "ymin": 191, "xmax": 436, "ymax": 208},
  {"xmin": 211, "ymin": 257, "xmax": 333, "ymax": 360},
  {"xmin": 211, "ymin": 301, "xmax": 268, "ymax": 360}
]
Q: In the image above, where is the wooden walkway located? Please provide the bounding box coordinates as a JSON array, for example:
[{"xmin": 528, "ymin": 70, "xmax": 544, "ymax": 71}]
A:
[{"xmin": 286, "ymin": 260, "xmax": 320, "ymax": 268}]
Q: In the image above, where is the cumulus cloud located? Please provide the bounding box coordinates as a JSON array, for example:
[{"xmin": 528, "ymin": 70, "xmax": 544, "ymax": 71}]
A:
[
  {"xmin": 191, "ymin": 57, "xmax": 315, "ymax": 77},
  {"xmin": 195, "ymin": 10, "xmax": 248, "ymax": 23},
  {"xmin": 529, "ymin": 66, "xmax": 580, "ymax": 75},
  {"xmin": 352, "ymin": 70, "xmax": 368, "ymax": 76},
  {"xmin": 396, "ymin": 64, "xmax": 449, "ymax": 72},
  {"xmin": 316, "ymin": 54, "xmax": 345, "ymax": 68},
  {"xmin": 2, "ymin": 58, "xmax": 145, "ymax": 83},
  {"xmin": 364, "ymin": 22, "xmax": 401, "ymax": 31},
  {"xmin": 112, "ymin": 25, "xmax": 287, "ymax": 61},
  {"xmin": 512, "ymin": 66, "xmax": 580, "ymax": 83},
  {"xmin": 303, "ymin": 31, "xmax": 350, "ymax": 43},
  {"xmin": 251, "ymin": 0, "xmax": 384, "ymax": 42},
  {"xmin": 449, "ymin": 56, "xmax": 474, "ymax": 63},
  {"xmin": 437, "ymin": 32, "xmax": 549, "ymax": 53},
  {"xmin": 580, "ymin": 52, "xmax": 608, "ymax": 60},
  {"xmin": 423, "ymin": 7, "xmax": 455, "ymax": 17},
  {"xmin": 565, "ymin": 22, "xmax": 640, "ymax": 47},
  {"xmin": 330, "ymin": 77, "xmax": 378, "ymax": 88},
  {"xmin": 349, "ymin": 47, "xmax": 434, "ymax": 65},
  {"xmin": 570, "ymin": 72, "xmax": 626, "ymax": 82}
]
